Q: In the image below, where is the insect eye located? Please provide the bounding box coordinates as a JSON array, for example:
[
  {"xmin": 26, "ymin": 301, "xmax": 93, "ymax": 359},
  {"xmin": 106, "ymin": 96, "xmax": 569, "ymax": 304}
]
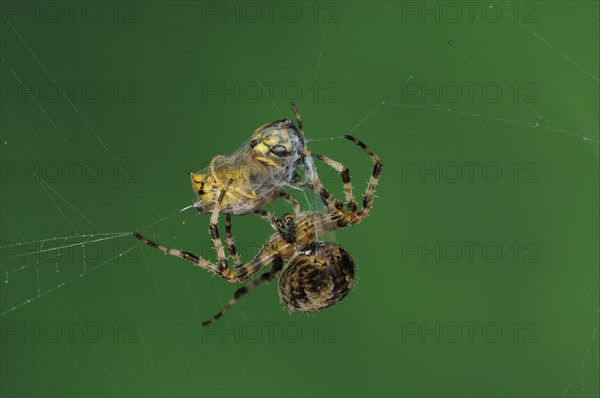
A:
[{"xmin": 270, "ymin": 145, "xmax": 290, "ymax": 157}]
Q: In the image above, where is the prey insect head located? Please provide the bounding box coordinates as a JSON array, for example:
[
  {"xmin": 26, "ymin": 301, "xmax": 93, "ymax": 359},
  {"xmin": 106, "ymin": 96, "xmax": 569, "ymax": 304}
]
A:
[{"xmin": 249, "ymin": 119, "xmax": 305, "ymax": 168}]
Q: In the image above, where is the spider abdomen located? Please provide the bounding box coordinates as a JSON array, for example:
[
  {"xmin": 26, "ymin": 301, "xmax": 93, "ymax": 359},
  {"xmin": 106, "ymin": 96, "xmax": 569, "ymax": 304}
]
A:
[{"xmin": 278, "ymin": 242, "xmax": 355, "ymax": 312}]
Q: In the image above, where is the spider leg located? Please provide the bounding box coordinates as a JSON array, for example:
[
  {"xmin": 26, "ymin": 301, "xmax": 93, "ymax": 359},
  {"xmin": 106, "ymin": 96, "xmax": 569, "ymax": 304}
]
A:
[
  {"xmin": 225, "ymin": 214, "xmax": 241, "ymax": 267},
  {"xmin": 343, "ymin": 135, "xmax": 383, "ymax": 222},
  {"xmin": 253, "ymin": 193, "xmax": 301, "ymax": 224},
  {"xmin": 134, "ymin": 232, "xmax": 221, "ymax": 276},
  {"xmin": 301, "ymin": 149, "xmax": 357, "ymax": 214},
  {"xmin": 210, "ymin": 177, "xmax": 284, "ymax": 280},
  {"xmin": 209, "ymin": 154, "xmax": 225, "ymax": 185},
  {"xmin": 298, "ymin": 182, "xmax": 344, "ymax": 214},
  {"xmin": 227, "ymin": 197, "xmax": 293, "ymax": 269},
  {"xmin": 300, "ymin": 135, "xmax": 382, "ymax": 223},
  {"xmin": 254, "ymin": 209, "xmax": 278, "ymax": 231},
  {"xmin": 300, "ymin": 168, "xmax": 339, "ymax": 213},
  {"xmin": 133, "ymin": 232, "xmax": 279, "ymax": 283},
  {"xmin": 202, "ymin": 256, "xmax": 284, "ymax": 326},
  {"xmin": 219, "ymin": 192, "xmax": 299, "ymax": 273},
  {"xmin": 209, "ymin": 178, "xmax": 234, "ymax": 273},
  {"xmin": 278, "ymin": 191, "xmax": 301, "ymax": 217},
  {"xmin": 232, "ymin": 192, "xmax": 300, "ymax": 248}
]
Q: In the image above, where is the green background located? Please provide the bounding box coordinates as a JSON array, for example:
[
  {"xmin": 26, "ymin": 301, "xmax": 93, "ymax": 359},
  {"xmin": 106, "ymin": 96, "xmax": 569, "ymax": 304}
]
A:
[{"xmin": 1, "ymin": 1, "xmax": 598, "ymax": 397}]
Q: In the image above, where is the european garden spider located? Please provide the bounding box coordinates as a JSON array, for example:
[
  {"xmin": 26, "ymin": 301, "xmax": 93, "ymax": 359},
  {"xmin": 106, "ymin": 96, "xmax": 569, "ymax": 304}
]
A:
[{"xmin": 134, "ymin": 135, "xmax": 382, "ymax": 325}]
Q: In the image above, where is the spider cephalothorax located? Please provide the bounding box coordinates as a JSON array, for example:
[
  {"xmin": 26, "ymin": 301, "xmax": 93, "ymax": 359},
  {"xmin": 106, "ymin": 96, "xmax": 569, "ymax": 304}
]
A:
[{"xmin": 274, "ymin": 213, "xmax": 296, "ymax": 243}]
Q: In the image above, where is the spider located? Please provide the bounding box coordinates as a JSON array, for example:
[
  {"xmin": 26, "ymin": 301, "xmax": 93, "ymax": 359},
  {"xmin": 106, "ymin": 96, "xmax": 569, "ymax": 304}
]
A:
[{"xmin": 134, "ymin": 135, "xmax": 382, "ymax": 325}]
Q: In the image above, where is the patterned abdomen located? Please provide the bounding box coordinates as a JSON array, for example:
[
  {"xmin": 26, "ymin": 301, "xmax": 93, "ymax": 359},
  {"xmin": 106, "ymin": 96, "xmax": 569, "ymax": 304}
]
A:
[{"xmin": 278, "ymin": 242, "xmax": 355, "ymax": 312}]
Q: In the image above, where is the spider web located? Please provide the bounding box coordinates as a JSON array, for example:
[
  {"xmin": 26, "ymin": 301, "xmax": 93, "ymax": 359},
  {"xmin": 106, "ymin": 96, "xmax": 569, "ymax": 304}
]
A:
[{"xmin": 1, "ymin": 1, "xmax": 598, "ymax": 396}]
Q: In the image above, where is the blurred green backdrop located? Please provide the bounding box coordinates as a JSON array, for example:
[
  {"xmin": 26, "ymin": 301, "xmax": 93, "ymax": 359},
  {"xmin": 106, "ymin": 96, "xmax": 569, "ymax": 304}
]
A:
[{"xmin": 1, "ymin": 1, "xmax": 598, "ymax": 397}]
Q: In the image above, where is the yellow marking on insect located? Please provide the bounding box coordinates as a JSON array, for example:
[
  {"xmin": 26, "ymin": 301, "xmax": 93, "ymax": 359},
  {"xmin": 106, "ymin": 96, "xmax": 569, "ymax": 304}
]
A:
[
  {"xmin": 264, "ymin": 135, "xmax": 281, "ymax": 146},
  {"xmin": 191, "ymin": 170, "xmax": 257, "ymax": 207},
  {"xmin": 253, "ymin": 142, "xmax": 270, "ymax": 155},
  {"xmin": 253, "ymin": 155, "xmax": 283, "ymax": 169},
  {"xmin": 190, "ymin": 172, "xmax": 205, "ymax": 194},
  {"xmin": 202, "ymin": 190, "xmax": 217, "ymax": 203}
]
